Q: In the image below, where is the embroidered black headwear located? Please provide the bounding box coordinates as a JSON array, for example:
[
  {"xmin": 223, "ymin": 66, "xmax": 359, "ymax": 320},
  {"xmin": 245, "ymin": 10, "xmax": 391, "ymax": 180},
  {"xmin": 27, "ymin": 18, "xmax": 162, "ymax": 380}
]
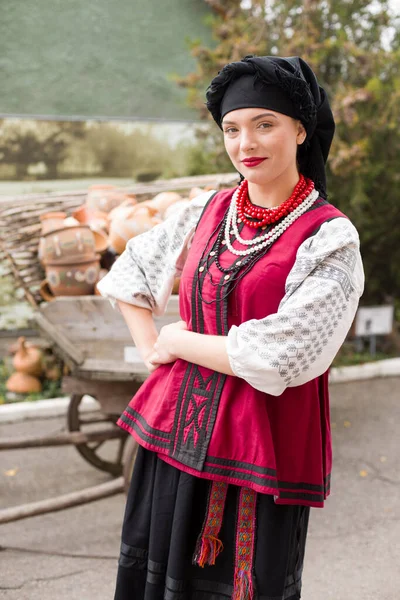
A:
[{"xmin": 206, "ymin": 55, "xmax": 335, "ymax": 198}]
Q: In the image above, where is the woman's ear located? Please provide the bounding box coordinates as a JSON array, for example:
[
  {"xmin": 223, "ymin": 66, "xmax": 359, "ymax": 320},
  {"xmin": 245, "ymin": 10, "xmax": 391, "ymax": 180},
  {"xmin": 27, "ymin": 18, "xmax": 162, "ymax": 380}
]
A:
[{"xmin": 297, "ymin": 122, "xmax": 307, "ymax": 145}]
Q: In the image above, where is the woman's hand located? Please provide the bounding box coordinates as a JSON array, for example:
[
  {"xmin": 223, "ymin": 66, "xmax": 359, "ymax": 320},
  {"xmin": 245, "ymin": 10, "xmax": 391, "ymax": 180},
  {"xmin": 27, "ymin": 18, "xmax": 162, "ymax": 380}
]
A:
[{"xmin": 148, "ymin": 320, "xmax": 188, "ymax": 368}]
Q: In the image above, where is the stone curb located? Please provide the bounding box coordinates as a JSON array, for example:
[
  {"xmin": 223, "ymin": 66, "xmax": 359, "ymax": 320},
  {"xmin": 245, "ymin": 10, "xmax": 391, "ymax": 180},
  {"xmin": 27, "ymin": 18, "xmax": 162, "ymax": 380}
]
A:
[
  {"xmin": 1, "ymin": 358, "xmax": 399, "ymax": 424},
  {"xmin": 0, "ymin": 395, "xmax": 99, "ymax": 424}
]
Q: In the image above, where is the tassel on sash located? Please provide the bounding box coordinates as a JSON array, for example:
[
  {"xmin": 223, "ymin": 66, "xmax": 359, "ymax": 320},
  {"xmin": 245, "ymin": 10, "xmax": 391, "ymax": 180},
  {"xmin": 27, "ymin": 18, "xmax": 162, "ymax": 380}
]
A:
[
  {"xmin": 193, "ymin": 480, "xmax": 228, "ymax": 567},
  {"xmin": 233, "ymin": 487, "xmax": 257, "ymax": 600},
  {"xmin": 193, "ymin": 482, "xmax": 257, "ymax": 600}
]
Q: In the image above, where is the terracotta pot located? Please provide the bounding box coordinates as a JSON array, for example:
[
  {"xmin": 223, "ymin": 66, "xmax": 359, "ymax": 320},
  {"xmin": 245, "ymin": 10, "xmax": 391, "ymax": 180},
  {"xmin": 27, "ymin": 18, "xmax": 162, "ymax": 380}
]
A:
[
  {"xmin": 6, "ymin": 372, "xmax": 42, "ymax": 394},
  {"xmin": 189, "ymin": 187, "xmax": 204, "ymax": 200},
  {"xmin": 72, "ymin": 205, "xmax": 109, "ymax": 232},
  {"xmin": 38, "ymin": 237, "xmax": 46, "ymax": 265},
  {"xmin": 91, "ymin": 227, "xmax": 109, "ymax": 254},
  {"xmin": 63, "ymin": 216, "xmax": 80, "ymax": 227},
  {"xmin": 150, "ymin": 192, "xmax": 182, "ymax": 216},
  {"xmin": 108, "ymin": 199, "xmax": 138, "ymax": 223},
  {"xmin": 94, "ymin": 268, "xmax": 109, "ymax": 296},
  {"xmin": 109, "ymin": 207, "xmax": 161, "ymax": 254},
  {"xmin": 172, "ymin": 277, "xmax": 180, "ymax": 295},
  {"xmin": 42, "ymin": 225, "xmax": 96, "ymax": 265},
  {"xmin": 86, "ymin": 185, "xmax": 129, "ymax": 213},
  {"xmin": 45, "ymin": 364, "xmax": 62, "ymax": 381},
  {"xmin": 164, "ymin": 199, "xmax": 191, "ymax": 220},
  {"xmin": 46, "ymin": 257, "xmax": 101, "ymax": 296},
  {"xmin": 39, "ymin": 212, "xmax": 67, "ymax": 234},
  {"xmin": 12, "ymin": 337, "xmax": 43, "ymax": 376},
  {"xmin": 39, "ymin": 279, "xmax": 55, "ymax": 302},
  {"xmin": 131, "ymin": 202, "xmax": 159, "ymax": 217}
]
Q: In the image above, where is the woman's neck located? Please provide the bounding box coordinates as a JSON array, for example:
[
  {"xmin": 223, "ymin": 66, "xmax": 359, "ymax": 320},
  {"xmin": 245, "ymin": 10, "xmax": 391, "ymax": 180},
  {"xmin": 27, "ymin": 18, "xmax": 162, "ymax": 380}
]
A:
[{"xmin": 247, "ymin": 172, "xmax": 301, "ymax": 209}]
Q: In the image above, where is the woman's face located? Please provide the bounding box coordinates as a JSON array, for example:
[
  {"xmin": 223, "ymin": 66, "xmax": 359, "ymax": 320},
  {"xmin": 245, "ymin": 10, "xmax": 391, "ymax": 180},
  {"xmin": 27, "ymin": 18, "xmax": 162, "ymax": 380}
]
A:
[{"xmin": 222, "ymin": 107, "xmax": 306, "ymax": 186}]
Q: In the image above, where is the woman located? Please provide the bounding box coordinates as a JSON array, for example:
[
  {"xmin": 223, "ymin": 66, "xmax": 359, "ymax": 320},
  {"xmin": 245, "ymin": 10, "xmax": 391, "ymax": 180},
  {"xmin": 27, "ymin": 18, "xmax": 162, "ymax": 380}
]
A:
[{"xmin": 97, "ymin": 56, "xmax": 364, "ymax": 600}]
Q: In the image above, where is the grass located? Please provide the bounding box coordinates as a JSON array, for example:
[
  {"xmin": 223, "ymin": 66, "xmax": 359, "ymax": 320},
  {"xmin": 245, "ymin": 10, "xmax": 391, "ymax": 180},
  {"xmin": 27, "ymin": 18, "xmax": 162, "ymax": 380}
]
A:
[{"xmin": 332, "ymin": 342, "xmax": 397, "ymax": 368}]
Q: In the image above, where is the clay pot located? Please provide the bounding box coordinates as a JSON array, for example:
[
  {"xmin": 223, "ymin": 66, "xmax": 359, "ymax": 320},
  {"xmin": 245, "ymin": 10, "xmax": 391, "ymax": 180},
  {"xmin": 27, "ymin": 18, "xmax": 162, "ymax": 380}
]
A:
[
  {"xmin": 86, "ymin": 185, "xmax": 129, "ymax": 213},
  {"xmin": 39, "ymin": 212, "xmax": 67, "ymax": 234},
  {"xmin": 6, "ymin": 372, "xmax": 42, "ymax": 394},
  {"xmin": 38, "ymin": 237, "xmax": 46, "ymax": 265},
  {"xmin": 150, "ymin": 192, "xmax": 182, "ymax": 216},
  {"xmin": 172, "ymin": 277, "xmax": 180, "ymax": 295},
  {"xmin": 39, "ymin": 279, "xmax": 55, "ymax": 302},
  {"xmin": 41, "ymin": 225, "xmax": 96, "ymax": 265},
  {"xmin": 109, "ymin": 207, "xmax": 161, "ymax": 254},
  {"xmin": 12, "ymin": 337, "xmax": 43, "ymax": 376},
  {"xmin": 189, "ymin": 187, "xmax": 204, "ymax": 200},
  {"xmin": 164, "ymin": 199, "xmax": 191, "ymax": 220},
  {"xmin": 108, "ymin": 199, "xmax": 138, "ymax": 223},
  {"xmin": 44, "ymin": 364, "xmax": 62, "ymax": 381},
  {"xmin": 63, "ymin": 216, "xmax": 80, "ymax": 227},
  {"xmin": 94, "ymin": 268, "xmax": 109, "ymax": 296},
  {"xmin": 72, "ymin": 205, "xmax": 109, "ymax": 232},
  {"xmin": 46, "ymin": 257, "xmax": 101, "ymax": 296},
  {"xmin": 91, "ymin": 227, "xmax": 109, "ymax": 254}
]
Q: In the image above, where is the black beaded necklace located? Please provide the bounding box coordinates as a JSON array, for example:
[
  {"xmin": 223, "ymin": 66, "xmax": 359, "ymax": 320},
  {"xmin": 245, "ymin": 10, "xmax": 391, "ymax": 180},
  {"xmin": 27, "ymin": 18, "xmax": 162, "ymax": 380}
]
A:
[{"xmin": 196, "ymin": 207, "xmax": 278, "ymax": 305}]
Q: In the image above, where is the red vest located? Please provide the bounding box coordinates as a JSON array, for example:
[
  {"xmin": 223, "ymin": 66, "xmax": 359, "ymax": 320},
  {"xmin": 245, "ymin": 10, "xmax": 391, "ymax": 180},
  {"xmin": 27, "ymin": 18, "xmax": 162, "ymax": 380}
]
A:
[{"xmin": 117, "ymin": 189, "xmax": 346, "ymax": 507}]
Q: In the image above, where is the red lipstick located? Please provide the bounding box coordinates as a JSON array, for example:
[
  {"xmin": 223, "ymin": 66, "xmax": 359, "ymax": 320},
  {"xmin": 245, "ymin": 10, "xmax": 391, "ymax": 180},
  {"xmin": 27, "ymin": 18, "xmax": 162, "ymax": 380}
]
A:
[{"xmin": 241, "ymin": 157, "xmax": 266, "ymax": 168}]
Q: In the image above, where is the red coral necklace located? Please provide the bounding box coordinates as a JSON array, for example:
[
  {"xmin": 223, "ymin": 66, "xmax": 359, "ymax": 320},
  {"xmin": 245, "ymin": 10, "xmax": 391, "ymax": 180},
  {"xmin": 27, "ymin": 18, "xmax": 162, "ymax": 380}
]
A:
[{"xmin": 237, "ymin": 174, "xmax": 315, "ymax": 228}]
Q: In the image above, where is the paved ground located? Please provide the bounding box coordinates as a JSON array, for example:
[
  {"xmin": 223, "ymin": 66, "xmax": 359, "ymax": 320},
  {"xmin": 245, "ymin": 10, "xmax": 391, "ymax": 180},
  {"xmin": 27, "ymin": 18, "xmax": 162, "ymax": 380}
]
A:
[{"xmin": 1, "ymin": 377, "xmax": 399, "ymax": 599}]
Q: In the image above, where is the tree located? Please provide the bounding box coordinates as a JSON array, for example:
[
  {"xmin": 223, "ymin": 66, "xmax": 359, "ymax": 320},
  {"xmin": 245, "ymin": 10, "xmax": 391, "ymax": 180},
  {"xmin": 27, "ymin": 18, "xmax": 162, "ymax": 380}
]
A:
[
  {"xmin": 178, "ymin": 0, "xmax": 400, "ymax": 303},
  {"xmin": 39, "ymin": 122, "xmax": 87, "ymax": 178},
  {"xmin": 0, "ymin": 126, "xmax": 42, "ymax": 178},
  {"xmin": 0, "ymin": 120, "xmax": 87, "ymax": 179}
]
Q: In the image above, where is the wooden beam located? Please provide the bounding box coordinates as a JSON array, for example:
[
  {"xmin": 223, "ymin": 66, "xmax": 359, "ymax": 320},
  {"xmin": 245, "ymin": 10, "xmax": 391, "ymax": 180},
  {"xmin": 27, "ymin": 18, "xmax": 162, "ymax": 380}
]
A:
[
  {"xmin": 0, "ymin": 428, "xmax": 125, "ymax": 450},
  {"xmin": 35, "ymin": 311, "xmax": 85, "ymax": 365},
  {"xmin": 0, "ymin": 477, "xmax": 124, "ymax": 524}
]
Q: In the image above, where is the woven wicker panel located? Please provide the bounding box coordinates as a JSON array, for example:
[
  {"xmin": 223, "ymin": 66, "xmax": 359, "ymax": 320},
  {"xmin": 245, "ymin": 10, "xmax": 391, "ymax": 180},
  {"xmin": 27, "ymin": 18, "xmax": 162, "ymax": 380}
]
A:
[{"xmin": 0, "ymin": 173, "xmax": 237, "ymax": 307}]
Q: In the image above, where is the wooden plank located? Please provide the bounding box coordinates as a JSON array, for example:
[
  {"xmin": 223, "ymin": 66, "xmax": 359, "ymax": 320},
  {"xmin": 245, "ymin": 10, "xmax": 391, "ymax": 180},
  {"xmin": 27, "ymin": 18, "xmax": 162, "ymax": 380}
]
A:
[
  {"xmin": 0, "ymin": 477, "xmax": 124, "ymax": 524},
  {"xmin": 0, "ymin": 428, "xmax": 125, "ymax": 450},
  {"xmin": 61, "ymin": 376, "xmax": 141, "ymax": 413},
  {"xmin": 75, "ymin": 358, "xmax": 148, "ymax": 382},
  {"xmin": 35, "ymin": 311, "xmax": 85, "ymax": 365},
  {"xmin": 39, "ymin": 295, "xmax": 180, "ymax": 344}
]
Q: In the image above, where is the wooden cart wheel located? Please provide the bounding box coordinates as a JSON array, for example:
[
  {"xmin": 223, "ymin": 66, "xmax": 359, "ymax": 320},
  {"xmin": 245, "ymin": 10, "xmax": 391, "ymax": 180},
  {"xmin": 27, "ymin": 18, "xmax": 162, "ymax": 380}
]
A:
[
  {"xmin": 123, "ymin": 436, "xmax": 139, "ymax": 495},
  {"xmin": 67, "ymin": 393, "xmax": 128, "ymax": 476}
]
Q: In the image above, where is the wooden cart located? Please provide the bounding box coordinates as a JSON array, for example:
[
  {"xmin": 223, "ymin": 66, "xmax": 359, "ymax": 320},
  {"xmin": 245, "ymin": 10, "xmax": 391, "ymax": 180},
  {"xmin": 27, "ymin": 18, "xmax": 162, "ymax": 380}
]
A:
[
  {"xmin": 0, "ymin": 173, "xmax": 236, "ymax": 523},
  {"xmin": 35, "ymin": 294, "xmax": 180, "ymax": 485}
]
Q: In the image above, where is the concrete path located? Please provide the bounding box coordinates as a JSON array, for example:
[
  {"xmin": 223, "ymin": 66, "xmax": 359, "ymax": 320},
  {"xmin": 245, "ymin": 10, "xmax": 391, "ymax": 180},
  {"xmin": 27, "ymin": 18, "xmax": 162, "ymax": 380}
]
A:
[{"xmin": 1, "ymin": 377, "xmax": 399, "ymax": 599}]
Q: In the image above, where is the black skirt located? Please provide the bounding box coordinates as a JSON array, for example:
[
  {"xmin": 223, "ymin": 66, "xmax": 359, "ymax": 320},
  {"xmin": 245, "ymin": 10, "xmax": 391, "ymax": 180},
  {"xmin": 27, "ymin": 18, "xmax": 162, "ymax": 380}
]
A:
[{"xmin": 114, "ymin": 447, "xmax": 310, "ymax": 600}]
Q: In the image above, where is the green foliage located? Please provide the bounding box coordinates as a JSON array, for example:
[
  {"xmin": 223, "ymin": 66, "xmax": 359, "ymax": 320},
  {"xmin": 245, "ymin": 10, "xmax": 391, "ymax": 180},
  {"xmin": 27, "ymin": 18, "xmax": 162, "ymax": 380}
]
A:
[
  {"xmin": 0, "ymin": 121, "xmax": 191, "ymax": 181},
  {"xmin": 179, "ymin": 0, "xmax": 400, "ymax": 304},
  {"xmin": 0, "ymin": 120, "xmax": 87, "ymax": 179},
  {"xmin": 0, "ymin": 358, "xmax": 65, "ymax": 404}
]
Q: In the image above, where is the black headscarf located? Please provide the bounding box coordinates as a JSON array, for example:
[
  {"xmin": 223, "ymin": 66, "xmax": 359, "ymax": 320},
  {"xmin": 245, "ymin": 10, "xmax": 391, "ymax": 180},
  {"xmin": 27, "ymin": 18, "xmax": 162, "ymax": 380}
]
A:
[{"xmin": 206, "ymin": 55, "xmax": 335, "ymax": 198}]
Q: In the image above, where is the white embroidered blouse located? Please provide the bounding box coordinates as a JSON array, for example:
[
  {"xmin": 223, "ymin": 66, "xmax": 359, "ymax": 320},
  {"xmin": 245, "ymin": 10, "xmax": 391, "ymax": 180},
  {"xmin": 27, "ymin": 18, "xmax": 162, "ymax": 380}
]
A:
[{"xmin": 97, "ymin": 190, "xmax": 365, "ymax": 396}]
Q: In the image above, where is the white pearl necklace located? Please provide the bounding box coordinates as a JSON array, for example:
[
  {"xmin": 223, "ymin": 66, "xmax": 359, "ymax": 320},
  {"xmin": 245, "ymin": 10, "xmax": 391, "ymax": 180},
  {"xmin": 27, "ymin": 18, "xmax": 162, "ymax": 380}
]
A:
[{"xmin": 224, "ymin": 188, "xmax": 319, "ymax": 256}]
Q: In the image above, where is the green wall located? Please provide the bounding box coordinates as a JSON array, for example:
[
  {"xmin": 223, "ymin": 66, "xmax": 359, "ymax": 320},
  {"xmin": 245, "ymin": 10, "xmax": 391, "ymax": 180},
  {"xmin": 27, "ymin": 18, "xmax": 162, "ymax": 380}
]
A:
[{"xmin": 0, "ymin": 0, "xmax": 212, "ymax": 120}]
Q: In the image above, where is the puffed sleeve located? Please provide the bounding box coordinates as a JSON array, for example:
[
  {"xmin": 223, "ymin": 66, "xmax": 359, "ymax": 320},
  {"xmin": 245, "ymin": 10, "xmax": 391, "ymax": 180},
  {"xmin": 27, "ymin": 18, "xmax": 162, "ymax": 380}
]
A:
[
  {"xmin": 226, "ymin": 217, "xmax": 365, "ymax": 396},
  {"xmin": 96, "ymin": 190, "xmax": 215, "ymax": 316}
]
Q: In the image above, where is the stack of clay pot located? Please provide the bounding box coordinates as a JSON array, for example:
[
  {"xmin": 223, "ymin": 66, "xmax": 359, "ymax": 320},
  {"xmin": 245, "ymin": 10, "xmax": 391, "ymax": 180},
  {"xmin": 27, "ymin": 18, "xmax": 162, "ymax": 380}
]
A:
[
  {"xmin": 37, "ymin": 184, "xmax": 208, "ymax": 299},
  {"xmin": 6, "ymin": 337, "xmax": 44, "ymax": 394},
  {"xmin": 39, "ymin": 210, "xmax": 101, "ymax": 297}
]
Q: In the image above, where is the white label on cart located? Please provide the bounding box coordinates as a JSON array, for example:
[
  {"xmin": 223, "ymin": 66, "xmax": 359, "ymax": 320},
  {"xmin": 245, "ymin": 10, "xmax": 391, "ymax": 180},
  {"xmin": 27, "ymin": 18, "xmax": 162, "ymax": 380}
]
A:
[{"xmin": 124, "ymin": 346, "xmax": 143, "ymax": 363}]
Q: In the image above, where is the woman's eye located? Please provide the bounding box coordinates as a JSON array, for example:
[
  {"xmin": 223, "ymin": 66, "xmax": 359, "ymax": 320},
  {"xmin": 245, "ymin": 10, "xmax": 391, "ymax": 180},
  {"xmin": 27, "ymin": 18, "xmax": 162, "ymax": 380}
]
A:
[
  {"xmin": 224, "ymin": 127, "xmax": 238, "ymax": 134},
  {"xmin": 258, "ymin": 122, "xmax": 272, "ymax": 129}
]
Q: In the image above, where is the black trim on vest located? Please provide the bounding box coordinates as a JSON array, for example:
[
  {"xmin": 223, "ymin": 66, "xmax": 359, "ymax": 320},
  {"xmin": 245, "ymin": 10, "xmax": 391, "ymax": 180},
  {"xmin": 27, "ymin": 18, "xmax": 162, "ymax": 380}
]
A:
[
  {"xmin": 194, "ymin": 191, "xmax": 219, "ymax": 232},
  {"xmin": 119, "ymin": 413, "xmax": 171, "ymax": 450}
]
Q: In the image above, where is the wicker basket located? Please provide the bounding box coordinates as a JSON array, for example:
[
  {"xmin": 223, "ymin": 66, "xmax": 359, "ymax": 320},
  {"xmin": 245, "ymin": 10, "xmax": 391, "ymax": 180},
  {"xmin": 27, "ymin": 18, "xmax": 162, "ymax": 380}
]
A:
[{"xmin": 0, "ymin": 173, "xmax": 236, "ymax": 307}]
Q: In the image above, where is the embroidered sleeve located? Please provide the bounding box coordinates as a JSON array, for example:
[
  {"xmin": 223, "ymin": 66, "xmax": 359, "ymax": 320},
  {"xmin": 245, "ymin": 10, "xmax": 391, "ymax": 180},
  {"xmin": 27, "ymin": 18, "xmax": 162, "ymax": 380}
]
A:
[
  {"xmin": 226, "ymin": 218, "xmax": 365, "ymax": 396},
  {"xmin": 97, "ymin": 190, "xmax": 215, "ymax": 316}
]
